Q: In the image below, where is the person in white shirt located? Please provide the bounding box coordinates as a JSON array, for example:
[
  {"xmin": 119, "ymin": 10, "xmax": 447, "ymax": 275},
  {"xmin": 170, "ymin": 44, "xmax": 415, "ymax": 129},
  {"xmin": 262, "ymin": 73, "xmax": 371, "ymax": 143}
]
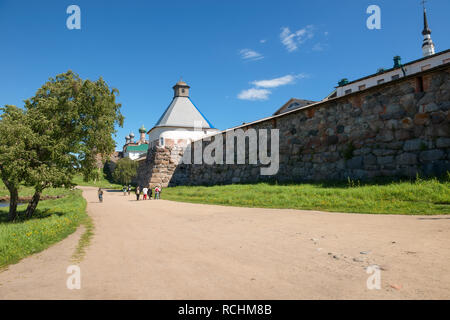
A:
[{"xmin": 142, "ymin": 187, "xmax": 148, "ymax": 200}]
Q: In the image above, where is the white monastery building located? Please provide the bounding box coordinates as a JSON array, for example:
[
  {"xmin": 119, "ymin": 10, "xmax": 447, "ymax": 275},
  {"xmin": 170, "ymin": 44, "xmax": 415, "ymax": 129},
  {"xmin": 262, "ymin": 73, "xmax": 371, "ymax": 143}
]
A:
[
  {"xmin": 123, "ymin": 125, "xmax": 149, "ymax": 160},
  {"xmin": 272, "ymin": 5, "xmax": 450, "ymax": 116},
  {"xmin": 333, "ymin": 6, "xmax": 449, "ymax": 99}
]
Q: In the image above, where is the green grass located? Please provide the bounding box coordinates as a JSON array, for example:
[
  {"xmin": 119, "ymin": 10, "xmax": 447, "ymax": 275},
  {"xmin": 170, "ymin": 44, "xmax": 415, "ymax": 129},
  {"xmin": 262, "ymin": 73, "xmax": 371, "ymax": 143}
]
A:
[
  {"xmin": 0, "ymin": 189, "xmax": 88, "ymax": 268},
  {"xmin": 0, "ymin": 183, "xmax": 73, "ymax": 198},
  {"xmin": 71, "ymin": 213, "xmax": 94, "ymax": 263},
  {"xmin": 72, "ymin": 173, "xmax": 122, "ymax": 189},
  {"xmin": 0, "ymin": 174, "xmax": 122, "ymax": 198},
  {"xmin": 163, "ymin": 178, "xmax": 450, "ymax": 215}
]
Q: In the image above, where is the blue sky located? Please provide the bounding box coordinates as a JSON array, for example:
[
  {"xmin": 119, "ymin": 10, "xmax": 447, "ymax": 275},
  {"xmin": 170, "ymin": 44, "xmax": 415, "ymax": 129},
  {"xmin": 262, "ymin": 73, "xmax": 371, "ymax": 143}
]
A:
[{"xmin": 1, "ymin": 0, "xmax": 449, "ymax": 150}]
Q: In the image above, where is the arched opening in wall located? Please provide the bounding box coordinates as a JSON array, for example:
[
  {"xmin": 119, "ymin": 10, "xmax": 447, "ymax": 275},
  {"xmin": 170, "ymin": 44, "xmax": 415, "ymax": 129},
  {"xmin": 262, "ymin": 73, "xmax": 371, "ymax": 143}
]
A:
[{"xmin": 416, "ymin": 76, "xmax": 424, "ymax": 93}]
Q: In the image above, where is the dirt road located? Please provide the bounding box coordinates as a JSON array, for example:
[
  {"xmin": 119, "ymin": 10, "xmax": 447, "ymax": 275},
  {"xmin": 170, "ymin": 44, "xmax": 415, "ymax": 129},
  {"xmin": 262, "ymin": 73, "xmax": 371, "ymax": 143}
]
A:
[{"xmin": 1, "ymin": 186, "xmax": 449, "ymax": 299}]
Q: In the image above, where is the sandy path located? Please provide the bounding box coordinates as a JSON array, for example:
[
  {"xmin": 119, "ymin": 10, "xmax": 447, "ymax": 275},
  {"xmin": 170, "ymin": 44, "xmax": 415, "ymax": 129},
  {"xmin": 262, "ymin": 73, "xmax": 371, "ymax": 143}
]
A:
[{"xmin": 0, "ymin": 186, "xmax": 449, "ymax": 299}]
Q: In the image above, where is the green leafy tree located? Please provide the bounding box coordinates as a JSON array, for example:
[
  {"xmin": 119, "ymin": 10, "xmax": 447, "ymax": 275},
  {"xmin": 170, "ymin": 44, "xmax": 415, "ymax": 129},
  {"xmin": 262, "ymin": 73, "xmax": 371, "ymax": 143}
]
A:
[
  {"xmin": 112, "ymin": 158, "xmax": 138, "ymax": 185},
  {"xmin": 4, "ymin": 71, "xmax": 124, "ymax": 219},
  {"xmin": 0, "ymin": 106, "xmax": 37, "ymax": 220}
]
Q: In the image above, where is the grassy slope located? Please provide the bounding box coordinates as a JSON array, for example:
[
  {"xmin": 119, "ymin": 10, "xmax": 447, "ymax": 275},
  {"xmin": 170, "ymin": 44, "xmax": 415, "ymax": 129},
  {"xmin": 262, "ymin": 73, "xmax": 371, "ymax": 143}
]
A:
[
  {"xmin": 163, "ymin": 178, "xmax": 450, "ymax": 215},
  {"xmin": 0, "ymin": 174, "xmax": 121, "ymax": 198},
  {"xmin": 0, "ymin": 190, "xmax": 87, "ymax": 268},
  {"xmin": 72, "ymin": 173, "xmax": 122, "ymax": 189},
  {"xmin": 0, "ymin": 183, "xmax": 73, "ymax": 198},
  {"xmin": 0, "ymin": 172, "xmax": 118, "ymax": 268}
]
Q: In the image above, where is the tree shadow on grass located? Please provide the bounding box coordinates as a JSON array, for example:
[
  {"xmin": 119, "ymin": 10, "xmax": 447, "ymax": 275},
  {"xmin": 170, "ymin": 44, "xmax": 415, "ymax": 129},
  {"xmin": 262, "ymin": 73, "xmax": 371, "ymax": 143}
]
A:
[{"xmin": 0, "ymin": 207, "xmax": 66, "ymax": 224}]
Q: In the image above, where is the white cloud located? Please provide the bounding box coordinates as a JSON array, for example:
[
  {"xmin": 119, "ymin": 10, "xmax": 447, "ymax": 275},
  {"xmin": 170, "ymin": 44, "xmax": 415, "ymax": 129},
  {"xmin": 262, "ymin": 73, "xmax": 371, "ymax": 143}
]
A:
[
  {"xmin": 239, "ymin": 49, "xmax": 264, "ymax": 61},
  {"xmin": 260, "ymin": 39, "xmax": 267, "ymax": 44},
  {"xmin": 312, "ymin": 43, "xmax": 325, "ymax": 51},
  {"xmin": 251, "ymin": 74, "xmax": 307, "ymax": 88},
  {"xmin": 280, "ymin": 25, "xmax": 314, "ymax": 52},
  {"xmin": 237, "ymin": 88, "xmax": 271, "ymax": 101}
]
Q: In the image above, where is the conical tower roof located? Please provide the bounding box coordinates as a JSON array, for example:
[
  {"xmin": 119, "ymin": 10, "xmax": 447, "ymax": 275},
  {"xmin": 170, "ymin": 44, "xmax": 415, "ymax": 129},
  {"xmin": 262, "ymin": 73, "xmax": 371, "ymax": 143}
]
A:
[
  {"xmin": 153, "ymin": 80, "xmax": 214, "ymax": 130},
  {"xmin": 154, "ymin": 97, "xmax": 214, "ymax": 129}
]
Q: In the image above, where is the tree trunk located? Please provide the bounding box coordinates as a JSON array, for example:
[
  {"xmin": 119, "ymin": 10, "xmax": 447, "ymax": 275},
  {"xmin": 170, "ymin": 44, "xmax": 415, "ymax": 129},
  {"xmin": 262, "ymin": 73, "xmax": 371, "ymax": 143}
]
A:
[
  {"xmin": 1, "ymin": 176, "xmax": 19, "ymax": 221},
  {"xmin": 8, "ymin": 187, "xmax": 19, "ymax": 221},
  {"xmin": 25, "ymin": 191, "xmax": 41, "ymax": 219}
]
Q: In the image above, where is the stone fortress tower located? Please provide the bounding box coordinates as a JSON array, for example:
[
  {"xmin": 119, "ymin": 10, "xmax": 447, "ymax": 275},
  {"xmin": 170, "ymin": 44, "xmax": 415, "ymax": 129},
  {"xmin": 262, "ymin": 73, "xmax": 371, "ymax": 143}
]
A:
[{"xmin": 137, "ymin": 79, "xmax": 220, "ymax": 187}]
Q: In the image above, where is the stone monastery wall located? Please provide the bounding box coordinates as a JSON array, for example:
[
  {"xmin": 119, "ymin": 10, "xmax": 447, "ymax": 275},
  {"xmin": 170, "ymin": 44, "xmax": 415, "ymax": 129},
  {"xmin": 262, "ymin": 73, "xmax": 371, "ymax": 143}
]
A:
[{"xmin": 137, "ymin": 65, "xmax": 450, "ymax": 188}]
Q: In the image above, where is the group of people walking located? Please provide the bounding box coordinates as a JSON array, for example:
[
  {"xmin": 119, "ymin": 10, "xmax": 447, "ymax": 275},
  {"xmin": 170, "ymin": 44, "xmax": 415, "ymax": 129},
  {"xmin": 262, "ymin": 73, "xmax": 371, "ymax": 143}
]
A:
[
  {"xmin": 134, "ymin": 185, "xmax": 161, "ymax": 201},
  {"xmin": 98, "ymin": 185, "xmax": 162, "ymax": 203}
]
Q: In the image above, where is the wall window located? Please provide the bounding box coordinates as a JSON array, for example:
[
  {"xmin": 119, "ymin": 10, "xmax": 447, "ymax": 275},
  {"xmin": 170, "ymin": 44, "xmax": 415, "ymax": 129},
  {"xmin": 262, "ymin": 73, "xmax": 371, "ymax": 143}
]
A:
[
  {"xmin": 358, "ymin": 84, "xmax": 366, "ymax": 91},
  {"xmin": 421, "ymin": 64, "xmax": 431, "ymax": 71},
  {"xmin": 391, "ymin": 74, "xmax": 400, "ymax": 80},
  {"xmin": 443, "ymin": 58, "xmax": 450, "ymax": 64},
  {"xmin": 377, "ymin": 79, "xmax": 385, "ymax": 84},
  {"xmin": 345, "ymin": 89, "xmax": 352, "ymax": 94}
]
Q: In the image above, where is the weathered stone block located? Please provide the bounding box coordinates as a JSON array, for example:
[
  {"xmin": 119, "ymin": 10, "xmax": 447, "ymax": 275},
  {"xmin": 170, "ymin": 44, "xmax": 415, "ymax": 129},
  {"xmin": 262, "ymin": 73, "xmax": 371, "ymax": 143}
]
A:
[
  {"xmin": 420, "ymin": 150, "xmax": 445, "ymax": 162},
  {"xmin": 363, "ymin": 154, "xmax": 377, "ymax": 166},
  {"xmin": 396, "ymin": 153, "xmax": 418, "ymax": 165},
  {"xmin": 346, "ymin": 156, "xmax": 363, "ymax": 169},
  {"xmin": 373, "ymin": 149, "xmax": 396, "ymax": 156},
  {"xmin": 377, "ymin": 156, "xmax": 394, "ymax": 166},
  {"xmin": 423, "ymin": 103, "xmax": 440, "ymax": 113},
  {"xmin": 395, "ymin": 129, "xmax": 413, "ymax": 141},
  {"xmin": 413, "ymin": 113, "xmax": 430, "ymax": 126},
  {"xmin": 430, "ymin": 112, "xmax": 446, "ymax": 124},
  {"xmin": 403, "ymin": 139, "xmax": 426, "ymax": 151},
  {"xmin": 377, "ymin": 130, "xmax": 394, "ymax": 142},
  {"xmin": 399, "ymin": 117, "xmax": 414, "ymax": 130},
  {"xmin": 436, "ymin": 138, "xmax": 450, "ymax": 149}
]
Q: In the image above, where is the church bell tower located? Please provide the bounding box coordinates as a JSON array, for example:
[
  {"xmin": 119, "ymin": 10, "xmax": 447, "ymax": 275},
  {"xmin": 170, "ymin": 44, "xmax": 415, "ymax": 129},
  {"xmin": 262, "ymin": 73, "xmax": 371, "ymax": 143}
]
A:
[{"xmin": 421, "ymin": 2, "xmax": 435, "ymax": 57}]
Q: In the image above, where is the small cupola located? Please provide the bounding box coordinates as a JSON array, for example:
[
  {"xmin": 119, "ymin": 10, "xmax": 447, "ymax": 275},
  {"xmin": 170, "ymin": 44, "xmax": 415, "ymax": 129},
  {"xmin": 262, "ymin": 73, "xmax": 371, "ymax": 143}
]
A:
[
  {"xmin": 338, "ymin": 78, "xmax": 349, "ymax": 87},
  {"xmin": 393, "ymin": 56, "xmax": 402, "ymax": 68},
  {"xmin": 173, "ymin": 78, "xmax": 190, "ymax": 98}
]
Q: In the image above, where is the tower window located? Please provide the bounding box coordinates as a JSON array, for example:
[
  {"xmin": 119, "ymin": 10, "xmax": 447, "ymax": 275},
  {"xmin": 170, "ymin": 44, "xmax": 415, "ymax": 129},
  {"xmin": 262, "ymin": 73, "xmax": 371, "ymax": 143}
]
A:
[
  {"xmin": 160, "ymin": 137, "xmax": 164, "ymax": 146},
  {"xmin": 182, "ymin": 89, "xmax": 185, "ymax": 93}
]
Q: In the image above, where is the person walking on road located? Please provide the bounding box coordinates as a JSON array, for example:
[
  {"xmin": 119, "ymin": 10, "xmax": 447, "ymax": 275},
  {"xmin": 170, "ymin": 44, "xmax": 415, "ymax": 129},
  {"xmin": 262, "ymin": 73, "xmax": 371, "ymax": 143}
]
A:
[
  {"xmin": 98, "ymin": 188, "xmax": 104, "ymax": 203},
  {"xmin": 148, "ymin": 187, "xmax": 153, "ymax": 200},
  {"xmin": 143, "ymin": 186, "xmax": 148, "ymax": 200},
  {"xmin": 155, "ymin": 186, "xmax": 161, "ymax": 200},
  {"xmin": 135, "ymin": 186, "xmax": 141, "ymax": 201}
]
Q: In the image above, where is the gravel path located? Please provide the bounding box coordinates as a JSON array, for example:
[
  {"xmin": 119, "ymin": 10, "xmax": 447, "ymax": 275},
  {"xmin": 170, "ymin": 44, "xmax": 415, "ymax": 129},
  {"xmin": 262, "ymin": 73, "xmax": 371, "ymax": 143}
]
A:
[{"xmin": 1, "ymin": 186, "xmax": 449, "ymax": 299}]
